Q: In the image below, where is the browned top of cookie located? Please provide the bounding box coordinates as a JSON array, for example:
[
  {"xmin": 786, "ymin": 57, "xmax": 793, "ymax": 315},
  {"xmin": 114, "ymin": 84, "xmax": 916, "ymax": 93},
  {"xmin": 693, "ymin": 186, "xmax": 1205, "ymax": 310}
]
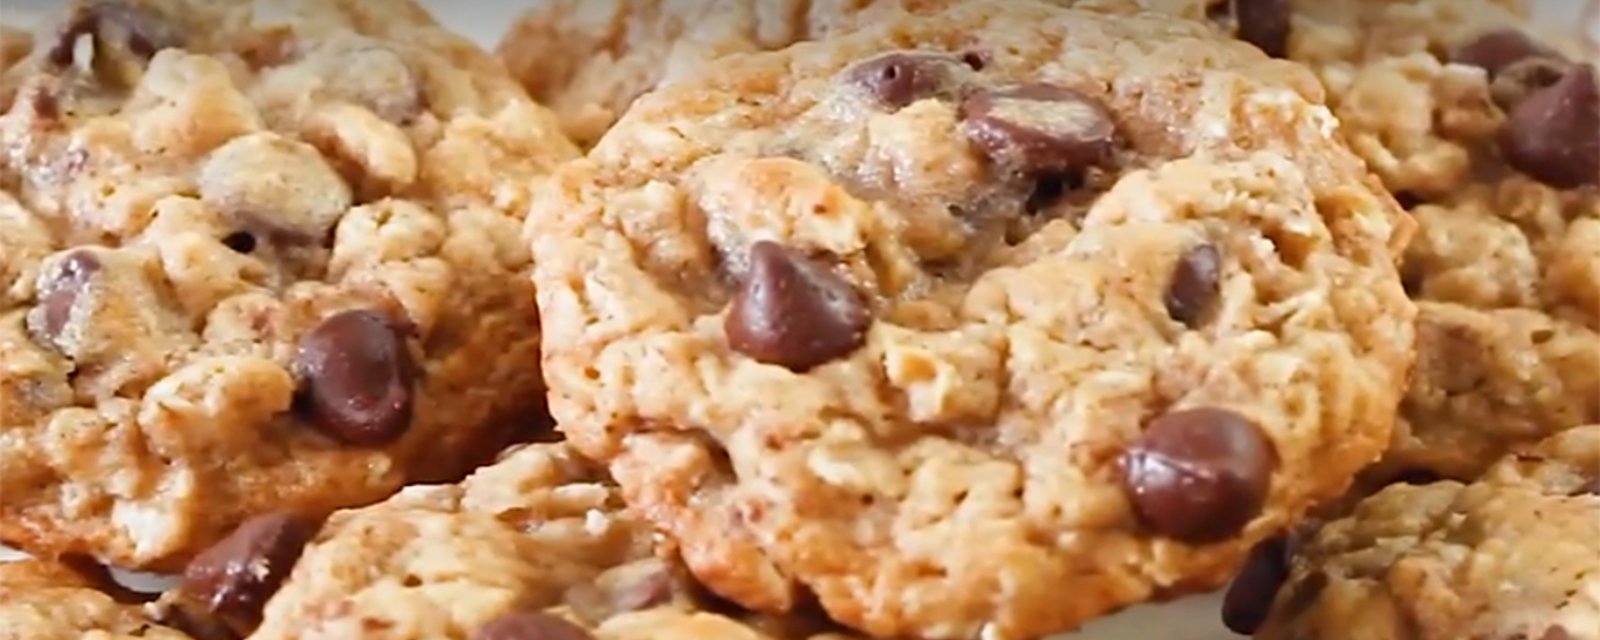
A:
[
  {"xmin": 0, "ymin": 0, "xmax": 577, "ymax": 570},
  {"xmin": 527, "ymin": 1, "xmax": 1415, "ymax": 638}
]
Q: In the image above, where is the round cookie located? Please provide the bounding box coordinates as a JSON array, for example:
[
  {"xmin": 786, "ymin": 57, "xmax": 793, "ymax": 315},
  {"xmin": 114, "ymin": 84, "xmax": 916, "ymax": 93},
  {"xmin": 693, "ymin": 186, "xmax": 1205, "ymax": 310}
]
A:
[
  {"xmin": 157, "ymin": 442, "xmax": 856, "ymax": 640},
  {"xmin": 0, "ymin": 0, "xmax": 578, "ymax": 570},
  {"xmin": 494, "ymin": 0, "xmax": 1109, "ymax": 146},
  {"xmin": 0, "ymin": 558, "xmax": 192, "ymax": 640},
  {"xmin": 1267, "ymin": 0, "xmax": 1599, "ymax": 479},
  {"xmin": 526, "ymin": 2, "xmax": 1416, "ymax": 638},
  {"xmin": 1224, "ymin": 425, "xmax": 1600, "ymax": 640},
  {"xmin": 1115, "ymin": 0, "xmax": 1600, "ymax": 479}
]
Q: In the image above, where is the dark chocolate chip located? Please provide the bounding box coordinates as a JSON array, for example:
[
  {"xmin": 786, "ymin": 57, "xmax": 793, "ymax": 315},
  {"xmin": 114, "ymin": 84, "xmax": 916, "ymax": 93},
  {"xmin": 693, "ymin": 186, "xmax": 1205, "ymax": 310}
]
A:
[
  {"xmin": 1498, "ymin": 64, "xmax": 1600, "ymax": 189},
  {"xmin": 1490, "ymin": 57, "xmax": 1572, "ymax": 111},
  {"xmin": 47, "ymin": 1, "xmax": 182, "ymax": 66},
  {"xmin": 1165, "ymin": 243, "xmax": 1223, "ymax": 328},
  {"xmin": 1121, "ymin": 407, "xmax": 1277, "ymax": 543},
  {"xmin": 726, "ymin": 241, "xmax": 871, "ymax": 372},
  {"xmin": 31, "ymin": 249, "xmax": 103, "ymax": 344},
  {"xmin": 220, "ymin": 231, "xmax": 257, "ymax": 254},
  {"xmin": 845, "ymin": 51, "xmax": 973, "ymax": 110},
  {"xmin": 1540, "ymin": 625, "xmax": 1574, "ymax": 640},
  {"xmin": 294, "ymin": 309, "xmax": 419, "ymax": 446},
  {"xmin": 1222, "ymin": 535, "xmax": 1291, "ymax": 634},
  {"xmin": 961, "ymin": 84, "xmax": 1117, "ymax": 174},
  {"xmin": 472, "ymin": 612, "xmax": 595, "ymax": 640},
  {"xmin": 1234, "ymin": 0, "xmax": 1292, "ymax": 58},
  {"xmin": 1573, "ymin": 477, "xmax": 1600, "ymax": 497},
  {"xmin": 180, "ymin": 512, "xmax": 317, "ymax": 633},
  {"xmin": 1451, "ymin": 29, "xmax": 1564, "ymax": 78}
]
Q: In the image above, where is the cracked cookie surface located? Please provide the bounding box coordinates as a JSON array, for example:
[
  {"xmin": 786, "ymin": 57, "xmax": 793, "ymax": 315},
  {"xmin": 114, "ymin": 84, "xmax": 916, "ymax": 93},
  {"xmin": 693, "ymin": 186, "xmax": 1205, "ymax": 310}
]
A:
[
  {"xmin": 0, "ymin": 0, "xmax": 579, "ymax": 570},
  {"xmin": 0, "ymin": 558, "xmax": 192, "ymax": 640},
  {"xmin": 526, "ymin": 2, "xmax": 1415, "ymax": 638},
  {"xmin": 157, "ymin": 442, "xmax": 854, "ymax": 640},
  {"xmin": 1230, "ymin": 425, "xmax": 1600, "ymax": 640}
]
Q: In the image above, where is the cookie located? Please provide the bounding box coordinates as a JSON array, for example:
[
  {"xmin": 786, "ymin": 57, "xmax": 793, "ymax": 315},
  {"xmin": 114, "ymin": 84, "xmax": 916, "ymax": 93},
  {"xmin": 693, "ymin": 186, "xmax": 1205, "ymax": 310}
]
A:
[
  {"xmin": 1223, "ymin": 425, "xmax": 1600, "ymax": 640},
  {"xmin": 495, "ymin": 0, "xmax": 1036, "ymax": 146},
  {"xmin": 1273, "ymin": 0, "xmax": 1600, "ymax": 479},
  {"xmin": 0, "ymin": 0, "xmax": 579, "ymax": 570},
  {"xmin": 0, "ymin": 557, "xmax": 193, "ymax": 640},
  {"xmin": 156, "ymin": 442, "xmax": 854, "ymax": 640},
  {"xmin": 1126, "ymin": 0, "xmax": 1600, "ymax": 479},
  {"xmin": 526, "ymin": 2, "xmax": 1416, "ymax": 637}
]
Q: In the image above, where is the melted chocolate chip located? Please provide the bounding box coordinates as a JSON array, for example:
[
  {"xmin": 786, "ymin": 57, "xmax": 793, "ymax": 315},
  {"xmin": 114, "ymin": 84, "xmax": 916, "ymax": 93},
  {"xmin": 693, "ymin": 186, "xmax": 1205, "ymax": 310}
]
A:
[
  {"xmin": 1234, "ymin": 0, "xmax": 1291, "ymax": 58},
  {"xmin": 180, "ymin": 512, "xmax": 317, "ymax": 634},
  {"xmin": 1573, "ymin": 476, "xmax": 1600, "ymax": 497},
  {"xmin": 1451, "ymin": 29, "xmax": 1564, "ymax": 78},
  {"xmin": 472, "ymin": 612, "xmax": 595, "ymax": 640},
  {"xmin": 30, "ymin": 249, "xmax": 103, "ymax": 345},
  {"xmin": 725, "ymin": 241, "xmax": 872, "ymax": 372},
  {"xmin": 1121, "ymin": 407, "xmax": 1277, "ymax": 543},
  {"xmin": 293, "ymin": 309, "xmax": 419, "ymax": 446},
  {"xmin": 1498, "ymin": 64, "xmax": 1600, "ymax": 189},
  {"xmin": 47, "ymin": 0, "xmax": 182, "ymax": 66},
  {"xmin": 844, "ymin": 51, "xmax": 974, "ymax": 110},
  {"xmin": 220, "ymin": 231, "xmax": 257, "ymax": 254},
  {"xmin": 1222, "ymin": 535, "xmax": 1291, "ymax": 634},
  {"xmin": 961, "ymin": 84, "xmax": 1117, "ymax": 175},
  {"xmin": 1165, "ymin": 243, "xmax": 1223, "ymax": 328},
  {"xmin": 1490, "ymin": 57, "xmax": 1572, "ymax": 111}
]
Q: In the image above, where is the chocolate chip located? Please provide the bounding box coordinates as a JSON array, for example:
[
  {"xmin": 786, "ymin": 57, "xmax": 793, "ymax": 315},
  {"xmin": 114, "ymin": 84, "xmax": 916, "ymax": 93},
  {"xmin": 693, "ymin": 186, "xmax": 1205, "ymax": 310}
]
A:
[
  {"xmin": 961, "ymin": 84, "xmax": 1117, "ymax": 175},
  {"xmin": 180, "ymin": 512, "xmax": 316, "ymax": 633},
  {"xmin": 726, "ymin": 241, "xmax": 871, "ymax": 372},
  {"xmin": 1540, "ymin": 625, "xmax": 1574, "ymax": 640},
  {"xmin": 1233, "ymin": 0, "xmax": 1291, "ymax": 58},
  {"xmin": 220, "ymin": 231, "xmax": 257, "ymax": 254},
  {"xmin": 1222, "ymin": 535, "xmax": 1291, "ymax": 634},
  {"xmin": 1490, "ymin": 57, "xmax": 1572, "ymax": 111},
  {"xmin": 47, "ymin": 1, "xmax": 181, "ymax": 66},
  {"xmin": 1498, "ymin": 64, "xmax": 1600, "ymax": 189},
  {"xmin": 1573, "ymin": 477, "xmax": 1600, "ymax": 497},
  {"xmin": 294, "ymin": 309, "xmax": 418, "ymax": 446},
  {"xmin": 845, "ymin": 51, "xmax": 974, "ymax": 110},
  {"xmin": 1451, "ymin": 29, "xmax": 1564, "ymax": 78},
  {"xmin": 472, "ymin": 612, "xmax": 594, "ymax": 640},
  {"xmin": 1121, "ymin": 407, "xmax": 1277, "ymax": 543},
  {"xmin": 1165, "ymin": 243, "xmax": 1223, "ymax": 328},
  {"xmin": 30, "ymin": 249, "xmax": 103, "ymax": 344}
]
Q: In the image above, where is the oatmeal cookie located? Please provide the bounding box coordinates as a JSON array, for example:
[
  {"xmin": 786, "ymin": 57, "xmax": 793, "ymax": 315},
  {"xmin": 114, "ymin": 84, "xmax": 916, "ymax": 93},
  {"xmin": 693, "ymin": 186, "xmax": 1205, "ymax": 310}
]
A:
[
  {"xmin": 157, "ymin": 442, "xmax": 853, "ymax": 640},
  {"xmin": 1223, "ymin": 425, "xmax": 1600, "ymax": 639},
  {"xmin": 0, "ymin": 557, "xmax": 192, "ymax": 640},
  {"xmin": 1139, "ymin": 0, "xmax": 1600, "ymax": 478},
  {"xmin": 494, "ymin": 0, "xmax": 927, "ymax": 145},
  {"xmin": 0, "ymin": 0, "xmax": 579, "ymax": 571},
  {"xmin": 526, "ymin": 2, "xmax": 1416, "ymax": 638}
]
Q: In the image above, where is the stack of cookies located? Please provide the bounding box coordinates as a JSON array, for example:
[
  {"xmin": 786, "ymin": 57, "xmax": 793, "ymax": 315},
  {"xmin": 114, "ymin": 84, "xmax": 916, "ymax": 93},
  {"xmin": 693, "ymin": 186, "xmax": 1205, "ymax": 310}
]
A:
[{"xmin": 0, "ymin": 0, "xmax": 1592, "ymax": 639}]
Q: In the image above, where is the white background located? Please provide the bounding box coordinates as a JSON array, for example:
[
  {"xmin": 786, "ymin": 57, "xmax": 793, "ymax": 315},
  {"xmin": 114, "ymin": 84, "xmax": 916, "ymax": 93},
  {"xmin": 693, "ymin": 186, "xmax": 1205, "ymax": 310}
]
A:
[{"xmin": 0, "ymin": 1, "xmax": 1592, "ymax": 638}]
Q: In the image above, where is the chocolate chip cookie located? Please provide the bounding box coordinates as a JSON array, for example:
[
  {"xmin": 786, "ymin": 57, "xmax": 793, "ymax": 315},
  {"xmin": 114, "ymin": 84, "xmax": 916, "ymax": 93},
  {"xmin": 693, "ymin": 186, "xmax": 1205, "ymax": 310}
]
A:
[
  {"xmin": 1224, "ymin": 425, "xmax": 1600, "ymax": 640},
  {"xmin": 1260, "ymin": 0, "xmax": 1599, "ymax": 479},
  {"xmin": 1114, "ymin": 0, "xmax": 1600, "ymax": 480},
  {"xmin": 526, "ymin": 2, "xmax": 1416, "ymax": 637},
  {"xmin": 495, "ymin": 0, "xmax": 1043, "ymax": 146},
  {"xmin": 0, "ymin": 0, "xmax": 579, "ymax": 570},
  {"xmin": 156, "ymin": 442, "xmax": 853, "ymax": 640},
  {"xmin": 0, "ymin": 557, "xmax": 192, "ymax": 640}
]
